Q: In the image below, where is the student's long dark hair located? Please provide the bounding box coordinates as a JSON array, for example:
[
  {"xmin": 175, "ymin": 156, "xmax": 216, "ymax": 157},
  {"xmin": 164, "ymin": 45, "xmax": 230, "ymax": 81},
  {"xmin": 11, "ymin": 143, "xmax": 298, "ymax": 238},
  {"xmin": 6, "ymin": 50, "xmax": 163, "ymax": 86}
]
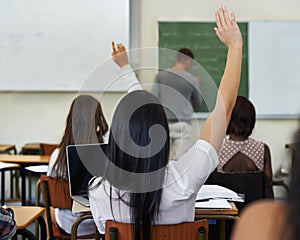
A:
[
  {"xmin": 99, "ymin": 90, "xmax": 170, "ymax": 240},
  {"xmin": 50, "ymin": 95, "xmax": 108, "ymax": 178},
  {"xmin": 287, "ymin": 128, "xmax": 300, "ymax": 239}
]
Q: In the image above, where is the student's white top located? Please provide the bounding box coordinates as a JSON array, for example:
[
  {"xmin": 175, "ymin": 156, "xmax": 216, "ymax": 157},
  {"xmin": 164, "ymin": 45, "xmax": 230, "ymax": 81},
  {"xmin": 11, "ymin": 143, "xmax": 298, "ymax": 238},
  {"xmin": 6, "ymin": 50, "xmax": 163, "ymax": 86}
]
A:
[{"xmin": 89, "ymin": 139, "xmax": 218, "ymax": 234}]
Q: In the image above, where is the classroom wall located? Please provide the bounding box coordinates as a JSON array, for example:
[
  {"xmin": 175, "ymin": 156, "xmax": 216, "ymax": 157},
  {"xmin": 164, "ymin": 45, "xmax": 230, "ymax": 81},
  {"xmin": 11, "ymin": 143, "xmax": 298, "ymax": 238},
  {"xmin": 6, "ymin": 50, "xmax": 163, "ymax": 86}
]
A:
[
  {"xmin": 0, "ymin": 92, "xmax": 124, "ymax": 150},
  {"xmin": 0, "ymin": 0, "xmax": 299, "ymax": 197}
]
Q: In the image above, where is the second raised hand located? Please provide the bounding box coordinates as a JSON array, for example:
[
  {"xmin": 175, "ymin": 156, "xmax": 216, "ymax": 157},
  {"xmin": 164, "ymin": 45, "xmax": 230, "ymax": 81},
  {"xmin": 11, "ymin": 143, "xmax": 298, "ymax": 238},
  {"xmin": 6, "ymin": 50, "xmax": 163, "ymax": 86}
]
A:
[
  {"xmin": 111, "ymin": 41, "xmax": 129, "ymax": 67},
  {"xmin": 112, "ymin": 41, "xmax": 126, "ymax": 55}
]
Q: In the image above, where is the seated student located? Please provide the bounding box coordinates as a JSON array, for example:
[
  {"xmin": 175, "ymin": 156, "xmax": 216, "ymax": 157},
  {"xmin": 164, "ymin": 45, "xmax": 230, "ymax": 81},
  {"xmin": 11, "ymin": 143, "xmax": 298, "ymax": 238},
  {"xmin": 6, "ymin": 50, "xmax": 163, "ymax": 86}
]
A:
[
  {"xmin": 89, "ymin": 6, "xmax": 243, "ymax": 240},
  {"xmin": 217, "ymin": 96, "xmax": 273, "ymax": 193},
  {"xmin": 230, "ymin": 127, "xmax": 300, "ymax": 240},
  {"xmin": 47, "ymin": 95, "xmax": 109, "ymax": 236}
]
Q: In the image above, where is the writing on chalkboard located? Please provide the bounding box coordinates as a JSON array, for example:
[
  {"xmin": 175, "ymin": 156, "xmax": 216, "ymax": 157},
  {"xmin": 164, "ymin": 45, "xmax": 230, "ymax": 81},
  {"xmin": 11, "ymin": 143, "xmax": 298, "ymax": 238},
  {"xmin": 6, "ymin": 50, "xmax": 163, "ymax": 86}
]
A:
[{"xmin": 158, "ymin": 21, "xmax": 248, "ymax": 112}]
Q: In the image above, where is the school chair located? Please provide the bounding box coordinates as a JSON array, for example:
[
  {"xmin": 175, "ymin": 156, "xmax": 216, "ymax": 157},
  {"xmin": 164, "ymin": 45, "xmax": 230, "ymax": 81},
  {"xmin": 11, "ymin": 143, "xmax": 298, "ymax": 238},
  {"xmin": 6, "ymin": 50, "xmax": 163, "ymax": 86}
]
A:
[
  {"xmin": 40, "ymin": 143, "xmax": 58, "ymax": 156},
  {"xmin": 205, "ymin": 171, "xmax": 272, "ymax": 211},
  {"xmin": 36, "ymin": 175, "xmax": 100, "ymax": 240},
  {"xmin": 25, "ymin": 142, "xmax": 58, "ymax": 204},
  {"xmin": 221, "ymin": 151, "xmax": 289, "ymax": 197},
  {"xmin": 105, "ymin": 219, "xmax": 208, "ymax": 240},
  {"xmin": 205, "ymin": 171, "xmax": 271, "ymax": 240}
]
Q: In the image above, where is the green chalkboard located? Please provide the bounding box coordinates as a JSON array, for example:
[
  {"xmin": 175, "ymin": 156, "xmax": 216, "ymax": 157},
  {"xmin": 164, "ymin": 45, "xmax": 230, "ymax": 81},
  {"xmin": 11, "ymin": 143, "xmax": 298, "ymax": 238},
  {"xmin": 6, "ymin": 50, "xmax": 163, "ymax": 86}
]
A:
[{"xmin": 158, "ymin": 22, "xmax": 248, "ymax": 112}]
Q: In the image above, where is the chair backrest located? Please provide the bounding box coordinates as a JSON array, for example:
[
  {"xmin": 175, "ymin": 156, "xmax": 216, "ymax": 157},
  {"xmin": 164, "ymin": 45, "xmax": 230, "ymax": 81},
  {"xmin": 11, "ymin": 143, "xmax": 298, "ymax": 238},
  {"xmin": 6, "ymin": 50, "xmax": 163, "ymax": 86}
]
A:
[
  {"xmin": 105, "ymin": 219, "xmax": 209, "ymax": 240},
  {"xmin": 38, "ymin": 176, "xmax": 72, "ymax": 239},
  {"xmin": 37, "ymin": 176, "xmax": 100, "ymax": 240},
  {"xmin": 40, "ymin": 143, "xmax": 58, "ymax": 156},
  {"xmin": 39, "ymin": 175, "xmax": 72, "ymax": 209},
  {"xmin": 205, "ymin": 171, "xmax": 273, "ymax": 211}
]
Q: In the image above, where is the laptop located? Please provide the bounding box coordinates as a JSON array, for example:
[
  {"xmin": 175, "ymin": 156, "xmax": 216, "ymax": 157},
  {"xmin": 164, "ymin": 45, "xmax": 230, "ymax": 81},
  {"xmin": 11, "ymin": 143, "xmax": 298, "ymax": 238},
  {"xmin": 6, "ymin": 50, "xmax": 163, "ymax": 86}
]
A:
[{"xmin": 66, "ymin": 143, "xmax": 108, "ymax": 207}]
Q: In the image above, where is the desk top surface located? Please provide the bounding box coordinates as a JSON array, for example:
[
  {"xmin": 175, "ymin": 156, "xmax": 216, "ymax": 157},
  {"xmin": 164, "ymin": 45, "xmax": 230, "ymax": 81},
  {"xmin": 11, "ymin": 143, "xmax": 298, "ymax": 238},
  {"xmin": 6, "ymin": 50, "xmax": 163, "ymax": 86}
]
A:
[
  {"xmin": 195, "ymin": 202, "xmax": 238, "ymax": 216},
  {"xmin": 0, "ymin": 154, "xmax": 50, "ymax": 164},
  {"xmin": 6, "ymin": 206, "xmax": 45, "ymax": 229}
]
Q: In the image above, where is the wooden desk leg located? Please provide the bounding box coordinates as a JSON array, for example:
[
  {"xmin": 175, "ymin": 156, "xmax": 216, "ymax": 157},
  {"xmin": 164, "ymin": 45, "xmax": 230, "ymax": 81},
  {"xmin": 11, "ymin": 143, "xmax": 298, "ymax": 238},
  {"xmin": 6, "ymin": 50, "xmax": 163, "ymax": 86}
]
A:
[
  {"xmin": 19, "ymin": 168, "xmax": 26, "ymax": 205},
  {"xmin": 219, "ymin": 220, "xmax": 225, "ymax": 240},
  {"xmin": 1, "ymin": 170, "xmax": 5, "ymax": 205},
  {"xmin": 10, "ymin": 170, "xmax": 14, "ymax": 200},
  {"xmin": 28, "ymin": 172, "xmax": 32, "ymax": 204}
]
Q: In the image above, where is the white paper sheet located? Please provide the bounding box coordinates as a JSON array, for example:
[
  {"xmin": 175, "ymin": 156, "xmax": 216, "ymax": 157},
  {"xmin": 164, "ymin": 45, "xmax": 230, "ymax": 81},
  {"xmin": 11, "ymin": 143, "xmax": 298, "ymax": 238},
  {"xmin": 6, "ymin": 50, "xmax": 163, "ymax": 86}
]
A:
[{"xmin": 195, "ymin": 199, "xmax": 232, "ymax": 209}]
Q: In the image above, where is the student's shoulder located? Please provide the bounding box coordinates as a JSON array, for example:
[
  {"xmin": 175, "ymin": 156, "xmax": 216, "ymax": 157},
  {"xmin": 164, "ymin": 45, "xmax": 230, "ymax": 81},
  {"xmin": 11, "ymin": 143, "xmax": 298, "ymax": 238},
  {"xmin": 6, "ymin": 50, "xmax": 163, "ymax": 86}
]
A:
[{"xmin": 231, "ymin": 200, "xmax": 287, "ymax": 240}]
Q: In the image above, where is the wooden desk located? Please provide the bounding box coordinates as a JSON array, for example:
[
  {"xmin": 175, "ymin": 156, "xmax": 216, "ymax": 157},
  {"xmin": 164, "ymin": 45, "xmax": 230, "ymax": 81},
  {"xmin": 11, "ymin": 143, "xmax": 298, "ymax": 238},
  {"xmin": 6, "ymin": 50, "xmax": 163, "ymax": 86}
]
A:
[
  {"xmin": 195, "ymin": 202, "xmax": 239, "ymax": 240},
  {"xmin": 0, "ymin": 154, "xmax": 49, "ymax": 164},
  {"xmin": 8, "ymin": 206, "xmax": 46, "ymax": 240},
  {"xmin": 0, "ymin": 155, "xmax": 50, "ymax": 205},
  {"xmin": 0, "ymin": 144, "xmax": 17, "ymax": 154}
]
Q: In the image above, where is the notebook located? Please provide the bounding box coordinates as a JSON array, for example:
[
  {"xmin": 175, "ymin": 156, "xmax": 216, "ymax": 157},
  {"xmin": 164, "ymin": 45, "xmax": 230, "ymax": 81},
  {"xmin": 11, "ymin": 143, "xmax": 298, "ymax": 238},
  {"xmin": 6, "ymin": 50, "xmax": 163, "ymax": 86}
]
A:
[{"xmin": 66, "ymin": 143, "xmax": 108, "ymax": 207}]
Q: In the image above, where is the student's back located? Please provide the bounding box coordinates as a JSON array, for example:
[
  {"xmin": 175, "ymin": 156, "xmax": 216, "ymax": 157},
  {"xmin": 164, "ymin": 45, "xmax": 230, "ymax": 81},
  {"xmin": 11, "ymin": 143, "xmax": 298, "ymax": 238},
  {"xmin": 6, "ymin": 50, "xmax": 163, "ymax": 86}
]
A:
[{"xmin": 217, "ymin": 96, "xmax": 273, "ymax": 188}]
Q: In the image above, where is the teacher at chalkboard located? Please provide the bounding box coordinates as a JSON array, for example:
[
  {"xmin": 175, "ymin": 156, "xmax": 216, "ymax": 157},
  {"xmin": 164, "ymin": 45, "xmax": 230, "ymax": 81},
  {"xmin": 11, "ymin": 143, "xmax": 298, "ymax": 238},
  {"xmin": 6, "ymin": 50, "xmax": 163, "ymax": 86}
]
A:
[{"xmin": 152, "ymin": 48, "xmax": 202, "ymax": 160}]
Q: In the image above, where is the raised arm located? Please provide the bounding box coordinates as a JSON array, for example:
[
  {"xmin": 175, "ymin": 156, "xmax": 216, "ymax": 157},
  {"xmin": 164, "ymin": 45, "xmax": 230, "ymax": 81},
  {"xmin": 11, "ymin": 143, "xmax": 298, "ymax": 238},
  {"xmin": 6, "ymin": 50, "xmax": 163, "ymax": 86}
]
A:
[
  {"xmin": 111, "ymin": 42, "xmax": 142, "ymax": 92},
  {"xmin": 200, "ymin": 6, "xmax": 243, "ymax": 152}
]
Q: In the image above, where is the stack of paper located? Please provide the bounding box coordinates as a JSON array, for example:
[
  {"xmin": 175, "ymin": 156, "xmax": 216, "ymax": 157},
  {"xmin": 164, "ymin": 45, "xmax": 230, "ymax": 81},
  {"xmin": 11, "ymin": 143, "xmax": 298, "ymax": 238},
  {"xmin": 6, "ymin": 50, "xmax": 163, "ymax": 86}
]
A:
[
  {"xmin": 197, "ymin": 185, "xmax": 244, "ymax": 202},
  {"xmin": 195, "ymin": 199, "xmax": 232, "ymax": 209}
]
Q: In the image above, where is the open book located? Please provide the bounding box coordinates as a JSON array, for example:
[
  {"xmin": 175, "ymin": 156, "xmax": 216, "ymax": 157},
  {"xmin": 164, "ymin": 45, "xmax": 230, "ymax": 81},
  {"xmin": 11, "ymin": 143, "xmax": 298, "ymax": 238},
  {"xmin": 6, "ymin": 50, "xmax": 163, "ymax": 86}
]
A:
[{"xmin": 197, "ymin": 185, "xmax": 244, "ymax": 202}]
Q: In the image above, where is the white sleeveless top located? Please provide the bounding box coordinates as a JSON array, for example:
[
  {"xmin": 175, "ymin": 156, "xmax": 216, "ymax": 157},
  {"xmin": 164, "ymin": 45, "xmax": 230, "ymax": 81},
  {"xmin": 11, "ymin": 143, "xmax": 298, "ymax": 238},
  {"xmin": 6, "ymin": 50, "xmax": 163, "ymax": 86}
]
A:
[{"xmin": 217, "ymin": 138, "xmax": 264, "ymax": 172}]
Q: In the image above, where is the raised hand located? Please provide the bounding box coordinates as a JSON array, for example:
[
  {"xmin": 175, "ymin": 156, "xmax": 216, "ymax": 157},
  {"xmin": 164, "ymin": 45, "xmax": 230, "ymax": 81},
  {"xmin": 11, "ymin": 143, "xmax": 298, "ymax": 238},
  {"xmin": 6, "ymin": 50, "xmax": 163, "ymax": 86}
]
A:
[
  {"xmin": 111, "ymin": 41, "xmax": 128, "ymax": 67},
  {"xmin": 214, "ymin": 6, "xmax": 242, "ymax": 49}
]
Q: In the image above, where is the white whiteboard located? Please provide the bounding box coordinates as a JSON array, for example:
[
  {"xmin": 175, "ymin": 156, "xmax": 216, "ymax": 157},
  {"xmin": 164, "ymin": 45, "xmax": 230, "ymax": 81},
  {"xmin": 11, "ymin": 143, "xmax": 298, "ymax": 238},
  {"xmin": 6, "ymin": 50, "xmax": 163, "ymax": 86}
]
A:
[
  {"xmin": 0, "ymin": 0, "xmax": 129, "ymax": 92},
  {"xmin": 249, "ymin": 21, "xmax": 300, "ymax": 117}
]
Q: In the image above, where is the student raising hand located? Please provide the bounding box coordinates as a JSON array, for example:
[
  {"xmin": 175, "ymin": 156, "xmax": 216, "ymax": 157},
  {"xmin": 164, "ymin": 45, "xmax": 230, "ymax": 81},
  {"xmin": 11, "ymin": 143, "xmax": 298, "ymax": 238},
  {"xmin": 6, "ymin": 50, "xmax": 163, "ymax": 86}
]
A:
[
  {"xmin": 200, "ymin": 6, "xmax": 243, "ymax": 152},
  {"xmin": 214, "ymin": 6, "xmax": 242, "ymax": 49},
  {"xmin": 111, "ymin": 41, "xmax": 128, "ymax": 67}
]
